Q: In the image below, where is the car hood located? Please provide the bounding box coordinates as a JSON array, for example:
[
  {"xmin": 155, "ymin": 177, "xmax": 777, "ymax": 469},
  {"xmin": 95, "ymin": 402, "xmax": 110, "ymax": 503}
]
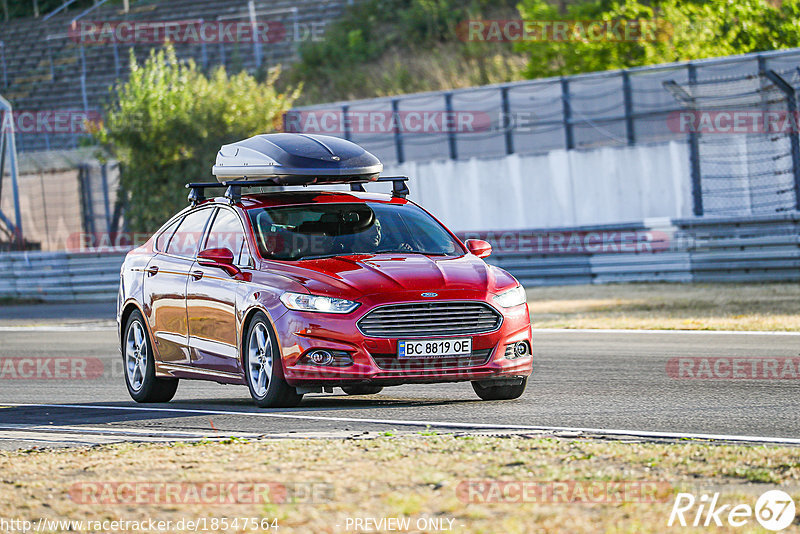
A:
[{"xmin": 262, "ymin": 253, "xmax": 517, "ymax": 298}]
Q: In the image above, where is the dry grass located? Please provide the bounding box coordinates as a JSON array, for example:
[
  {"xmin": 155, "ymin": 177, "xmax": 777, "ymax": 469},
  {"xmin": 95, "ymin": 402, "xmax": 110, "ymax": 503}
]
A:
[
  {"xmin": 3, "ymin": 435, "xmax": 800, "ymax": 533},
  {"xmin": 292, "ymin": 42, "xmax": 528, "ymax": 105},
  {"xmin": 527, "ymin": 282, "xmax": 800, "ymax": 331}
]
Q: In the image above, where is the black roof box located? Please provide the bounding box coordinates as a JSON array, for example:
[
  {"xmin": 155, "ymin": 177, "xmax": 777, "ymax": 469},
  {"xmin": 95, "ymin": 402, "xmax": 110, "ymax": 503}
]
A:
[{"xmin": 212, "ymin": 133, "xmax": 383, "ymax": 185}]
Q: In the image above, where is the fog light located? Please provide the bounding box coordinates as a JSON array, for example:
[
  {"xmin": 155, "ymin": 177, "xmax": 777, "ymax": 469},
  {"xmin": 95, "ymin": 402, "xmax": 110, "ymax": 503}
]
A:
[
  {"xmin": 505, "ymin": 342, "xmax": 530, "ymax": 359},
  {"xmin": 308, "ymin": 350, "xmax": 334, "ymax": 366}
]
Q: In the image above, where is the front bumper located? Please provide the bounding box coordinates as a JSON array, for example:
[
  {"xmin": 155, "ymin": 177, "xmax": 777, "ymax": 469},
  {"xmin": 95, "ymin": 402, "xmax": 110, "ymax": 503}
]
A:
[{"xmin": 274, "ymin": 292, "xmax": 534, "ymax": 387}]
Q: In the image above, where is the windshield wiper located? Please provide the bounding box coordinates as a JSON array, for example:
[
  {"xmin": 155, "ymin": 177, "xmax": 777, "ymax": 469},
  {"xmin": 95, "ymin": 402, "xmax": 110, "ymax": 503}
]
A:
[
  {"xmin": 299, "ymin": 250, "xmax": 451, "ymax": 260},
  {"xmin": 372, "ymin": 249, "xmax": 450, "ymax": 256},
  {"xmin": 297, "ymin": 253, "xmax": 346, "ymax": 261}
]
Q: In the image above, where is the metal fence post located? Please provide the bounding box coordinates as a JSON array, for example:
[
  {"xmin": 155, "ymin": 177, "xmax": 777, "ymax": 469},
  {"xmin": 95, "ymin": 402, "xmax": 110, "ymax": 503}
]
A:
[
  {"xmin": 79, "ymin": 44, "xmax": 89, "ymax": 113},
  {"xmin": 764, "ymin": 68, "xmax": 800, "ymax": 211},
  {"xmin": 391, "ymin": 99, "xmax": 404, "ymax": 164},
  {"xmin": 112, "ymin": 40, "xmax": 120, "ymax": 79},
  {"xmin": 444, "ymin": 92, "xmax": 457, "ymax": 159},
  {"xmin": 622, "ymin": 70, "xmax": 635, "ymax": 145},
  {"xmin": 100, "ymin": 163, "xmax": 112, "ymax": 233},
  {"xmin": 79, "ymin": 164, "xmax": 96, "ymax": 236},
  {"xmin": 0, "ymin": 41, "xmax": 6, "ymax": 87},
  {"xmin": 248, "ymin": 0, "xmax": 262, "ymax": 69},
  {"xmin": 687, "ymin": 63, "xmax": 703, "ymax": 216},
  {"xmin": 342, "ymin": 104, "xmax": 351, "ymax": 141},
  {"xmin": 501, "ymin": 86, "xmax": 514, "ymax": 155},
  {"xmin": 0, "ymin": 96, "xmax": 23, "ymax": 247},
  {"xmin": 560, "ymin": 77, "xmax": 574, "ymax": 150}
]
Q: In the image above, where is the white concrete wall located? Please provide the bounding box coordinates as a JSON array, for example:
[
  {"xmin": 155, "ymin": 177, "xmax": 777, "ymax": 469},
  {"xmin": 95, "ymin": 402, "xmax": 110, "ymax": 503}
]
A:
[{"xmin": 381, "ymin": 141, "xmax": 692, "ymax": 233}]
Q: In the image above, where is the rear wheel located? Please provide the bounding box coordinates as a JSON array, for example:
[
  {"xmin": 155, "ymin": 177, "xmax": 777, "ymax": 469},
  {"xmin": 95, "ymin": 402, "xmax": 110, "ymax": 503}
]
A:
[
  {"xmin": 342, "ymin": 385, "xmax": 384, "ymax": 395},
  {"xmin": 244, "ymin": 313, "xmax": 303, "ymax": 408},
  {"xmin": 471, "ymin": 377, "xmax": 527, "ymax": 401},
  {"xmin": 123, "ymin": 310, "xmax": 178, "ymax": 403}
]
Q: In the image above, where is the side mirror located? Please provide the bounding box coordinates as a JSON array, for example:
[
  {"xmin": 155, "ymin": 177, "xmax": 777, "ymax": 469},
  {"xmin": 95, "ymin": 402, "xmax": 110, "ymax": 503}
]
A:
[
  {"xmin": 465, "ymin": 239, "xmax": 492, "ymax": 259},
  {"xmin": 198, "ymin": 247, "xmax": 240, "ymax": 276}
]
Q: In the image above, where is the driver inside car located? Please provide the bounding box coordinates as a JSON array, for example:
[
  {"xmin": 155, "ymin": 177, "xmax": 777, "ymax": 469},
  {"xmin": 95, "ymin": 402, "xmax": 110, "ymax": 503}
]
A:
[{"xmin": 348, "ymin": 218, "xmax": 413, "ymax": 253}]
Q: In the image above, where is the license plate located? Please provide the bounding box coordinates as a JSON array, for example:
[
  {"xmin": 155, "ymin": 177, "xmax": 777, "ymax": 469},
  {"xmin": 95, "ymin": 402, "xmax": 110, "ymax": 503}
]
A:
[{"xmin": 398, "ymin": 338, "xmax": 472, "ymax": 359}]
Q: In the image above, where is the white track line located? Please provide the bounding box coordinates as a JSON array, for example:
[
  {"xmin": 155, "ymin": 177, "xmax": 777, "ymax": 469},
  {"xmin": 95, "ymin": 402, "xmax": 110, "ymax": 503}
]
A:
[
  {"xmin": 0, "ymin": 324, "xmax": 116, "ymax": 332},
  {"xmin": 2, "ymin": 403, "xmax": 800, "ymax": 445},
  {"xmin": 535, "ymin": 328, "xmax": 800, "ymax": 336},
  {"xmin": 0, "ymin": 424, "xmax": 259, "ymax": 439}
]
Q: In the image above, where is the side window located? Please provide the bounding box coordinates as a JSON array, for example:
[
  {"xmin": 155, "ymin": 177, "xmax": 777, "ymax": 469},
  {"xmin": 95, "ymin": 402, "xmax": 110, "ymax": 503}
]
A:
[
  {"xmin": 155, "ymin": 217, "xmax": 182, "ymax": 252},
  {"xmin": 166, "ymin": 208, "xmax": 214, "ymax": 258},
  {"xmin": 204, "ymin": 208, "xmax": 252, "ymax": 267}
]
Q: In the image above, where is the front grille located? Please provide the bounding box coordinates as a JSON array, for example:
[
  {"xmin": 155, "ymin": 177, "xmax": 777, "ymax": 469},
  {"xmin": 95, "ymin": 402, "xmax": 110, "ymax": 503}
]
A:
[
  {"xmin": 357, "ymin": 301, "xmax": 502, "ymax": 338},
  {"xmin": 371, "ymin": 349, "xmax": 493, "ymax": 371}
]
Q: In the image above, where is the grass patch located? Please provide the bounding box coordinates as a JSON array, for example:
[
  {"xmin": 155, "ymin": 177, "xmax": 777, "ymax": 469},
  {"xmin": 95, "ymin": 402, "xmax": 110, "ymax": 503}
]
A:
[
  {"xmin": 2, "ymin": 436, "xmax": 800, "ymax": 532},
  {"xmin": 527, "ymin": 282, "xmax": 800, "ymax": 331}
]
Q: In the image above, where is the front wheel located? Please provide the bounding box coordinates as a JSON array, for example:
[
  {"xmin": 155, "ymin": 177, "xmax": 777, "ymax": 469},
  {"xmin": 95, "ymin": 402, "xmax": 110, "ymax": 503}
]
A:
[
  {"xmin": 123, "ymin": 310, "xmax": 178, "ymax": 403},
  {"xmin": 244, "ymin": 313, "xmax": 303, "ymax": 408},
  {"xmin": 471, "ymin": 377, "xmax": 527, "ymax": 401},
  {"xmin": 342, "ymin": 385, "xmax": 384, "ymax": 395}
]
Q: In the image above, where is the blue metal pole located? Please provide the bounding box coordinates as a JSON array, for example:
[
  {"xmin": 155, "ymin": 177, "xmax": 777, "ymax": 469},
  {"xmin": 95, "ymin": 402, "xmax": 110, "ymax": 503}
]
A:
[
  {"xmin": 561, "ymin": 77, "xmax": 574, "ymax": 150},
  {"xmin": 391, "ymin": 99, "xmax": 404, "ymax": 164},
  {"xmin": 0, "ymin": 96, "xmax": 23, "ymax": 245},
  {"xmin": 687, "ymin": 63, "xmax": 703, "ymax": 216}
]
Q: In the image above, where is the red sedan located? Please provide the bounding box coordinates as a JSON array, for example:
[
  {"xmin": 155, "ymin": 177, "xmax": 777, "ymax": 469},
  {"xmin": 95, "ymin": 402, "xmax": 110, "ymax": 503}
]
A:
[
  {"xmin": 117, "ymin": 187, "xmax": 533, "ymax": 407},
  {"xmin": 118, "ymin": 134, "xmax": 532, "ymax": 407}
]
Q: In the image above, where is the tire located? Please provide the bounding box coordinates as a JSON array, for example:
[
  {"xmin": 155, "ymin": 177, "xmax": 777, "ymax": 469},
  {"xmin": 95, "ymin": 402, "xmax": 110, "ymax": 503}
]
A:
[
  {"xmin": 471, "ymin": 377, "xmax": 527, "ymax": 401},
  {"xmin": 341, "ymin": 385, "xmax": 384, "ymax": 395},
  {"xmin": 123, "ymin": 310, "xmax": 178, "ymax": 403},
  {"xmin": 244, "ymin": 312, "xmax": 303, "ymax": 408}
]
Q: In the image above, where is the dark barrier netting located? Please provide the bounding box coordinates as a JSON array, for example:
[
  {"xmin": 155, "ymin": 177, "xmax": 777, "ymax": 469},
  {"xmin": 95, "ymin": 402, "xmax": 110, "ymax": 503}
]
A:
[{"xmin": 294, "ymin": 49, "xmax": 800, "ymax": 216}]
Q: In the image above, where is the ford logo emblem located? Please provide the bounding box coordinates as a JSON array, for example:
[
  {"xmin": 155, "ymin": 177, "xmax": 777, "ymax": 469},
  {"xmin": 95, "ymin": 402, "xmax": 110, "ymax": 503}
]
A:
[{"xmin": 421, "ymin": 292, "xmax": 438, "ymax": 298}]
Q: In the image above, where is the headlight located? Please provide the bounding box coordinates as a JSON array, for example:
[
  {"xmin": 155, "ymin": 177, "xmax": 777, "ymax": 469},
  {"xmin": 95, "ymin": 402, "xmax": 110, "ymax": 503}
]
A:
[
  {"xmin": 280, "ymin": 292, "xmax": 360, "ymax": 314},
  {"xmin": 493, "ymin": 285, "xmax": 527, "ymax": 308}
]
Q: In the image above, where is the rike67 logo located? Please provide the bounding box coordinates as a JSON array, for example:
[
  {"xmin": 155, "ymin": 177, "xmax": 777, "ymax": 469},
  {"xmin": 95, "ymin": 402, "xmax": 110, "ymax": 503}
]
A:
[{"xmin": 669, "ymin": 490, "xmax": 796, "ymax": 531}]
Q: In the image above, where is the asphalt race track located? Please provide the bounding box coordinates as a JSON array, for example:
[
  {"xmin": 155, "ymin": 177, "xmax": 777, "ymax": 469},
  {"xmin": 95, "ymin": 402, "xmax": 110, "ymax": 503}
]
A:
[{"xmin": 1, "ymin": 303, "xmax": 799, "ymax": 449}]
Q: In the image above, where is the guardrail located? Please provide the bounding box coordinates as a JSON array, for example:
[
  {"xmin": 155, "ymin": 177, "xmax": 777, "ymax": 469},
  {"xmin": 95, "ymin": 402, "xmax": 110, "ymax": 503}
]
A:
[
  {"xmin": 462, "ymin": 213, "xmax": 800, "ymax": 286},
  {"xmin": 0, "ymin": 249, "xmax": 125, "ymax": 302},
  {"xmin": 675, "ymin": 212, "xmax": 800, "ymax": 282},
  {"xmin": 0, "ymin": 214, "xmax": 797, "ymax": 302}
]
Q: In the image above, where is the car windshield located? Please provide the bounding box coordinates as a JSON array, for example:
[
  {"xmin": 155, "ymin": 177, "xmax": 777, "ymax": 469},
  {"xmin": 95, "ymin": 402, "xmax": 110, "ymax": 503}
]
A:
[{"xmin": 248, "ymin": 202, "xmax": 463, "ymax": 261}]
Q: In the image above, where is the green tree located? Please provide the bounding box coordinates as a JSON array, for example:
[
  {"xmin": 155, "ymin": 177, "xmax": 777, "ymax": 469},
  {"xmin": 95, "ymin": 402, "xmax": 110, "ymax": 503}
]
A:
[
  {"xmin": 93, "ymin": 46, "xmax": 298, "ymax": 233},
  {"xmin": 516, "ymin": 0, "xmax": 800, "ymax": 79}
]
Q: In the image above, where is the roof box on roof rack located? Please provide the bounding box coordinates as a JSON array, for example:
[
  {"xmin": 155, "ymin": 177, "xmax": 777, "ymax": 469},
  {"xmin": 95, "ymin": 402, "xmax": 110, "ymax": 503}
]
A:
[{"xmin": 212, "ymin": 133, "xmax": 383, "ymax": 184}]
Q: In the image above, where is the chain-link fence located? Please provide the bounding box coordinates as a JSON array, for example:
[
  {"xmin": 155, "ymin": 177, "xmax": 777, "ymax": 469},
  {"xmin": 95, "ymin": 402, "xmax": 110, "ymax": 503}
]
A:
[{"xmin": 665, "ymin": 66, "xmax": 800, "ymax": 216}]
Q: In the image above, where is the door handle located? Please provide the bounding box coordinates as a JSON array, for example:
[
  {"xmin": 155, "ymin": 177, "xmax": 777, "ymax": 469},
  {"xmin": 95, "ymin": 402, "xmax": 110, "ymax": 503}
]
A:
[
  {"xmin": 191, "ymin": 270, "xmax": 204, "ymax": 281},
  {"xmin": 145, "ymin": 266, "xmax": 159, "ymax": 276}
]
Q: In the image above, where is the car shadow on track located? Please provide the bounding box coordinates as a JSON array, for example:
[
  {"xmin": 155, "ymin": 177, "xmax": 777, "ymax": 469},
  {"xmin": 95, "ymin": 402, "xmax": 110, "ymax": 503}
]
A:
[
  {"xmin": 0, "ymin": 395, "xmax": 483, "ymax": 428},
  {"xmin": 0, "ymin": 403, "xmax": 199, "ymax": 427},
  {"xmin": 171, "ymin": 394, "xmax": 481, "ymax": 412}
]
